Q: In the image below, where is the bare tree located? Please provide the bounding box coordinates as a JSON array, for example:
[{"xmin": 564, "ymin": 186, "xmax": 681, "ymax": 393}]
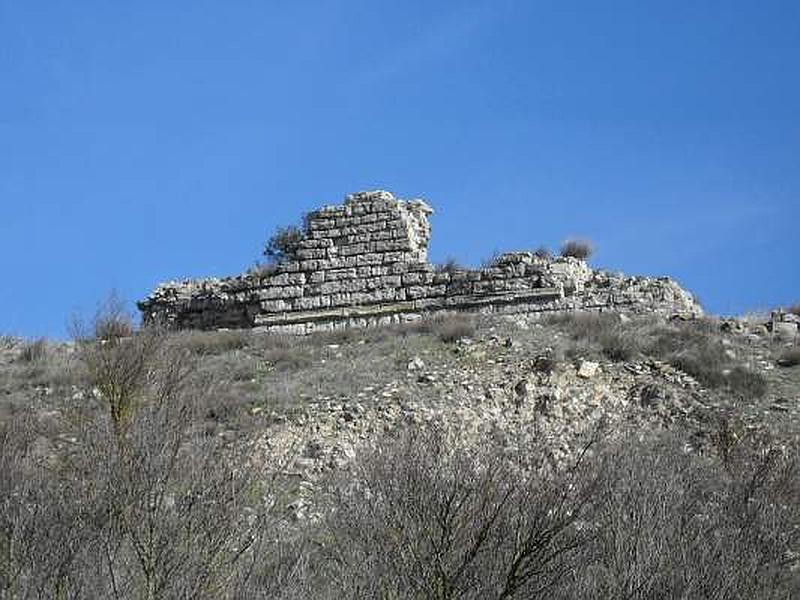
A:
[{"xmin": 319, "ymin": 426, "xmax": 599, "ymax": 599}]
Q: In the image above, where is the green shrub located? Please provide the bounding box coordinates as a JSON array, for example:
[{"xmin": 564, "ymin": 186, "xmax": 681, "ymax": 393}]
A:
[
  {"xmin": 533, "ymin": 246, "xmax": 552, "ymax": 260},
  {"xmin": 560, "ymin": 238, "xmax": 594, "ymax": 260},
  {"xmin": 435, "ymin": 257, "xmax": 466, "ymax": 273},
  {"xmin": 263, "ymin": 224, "xmax": 303, "ymax": 263}
]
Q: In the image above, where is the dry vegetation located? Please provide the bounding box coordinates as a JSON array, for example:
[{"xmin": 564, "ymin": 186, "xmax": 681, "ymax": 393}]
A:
[
  {"xmin": 1, "ymin": 305, "xmax": 799, "ymax": 598},
  {"xmin": 543, "ymin": 312, "xmax": 768, "ymax": 398}
]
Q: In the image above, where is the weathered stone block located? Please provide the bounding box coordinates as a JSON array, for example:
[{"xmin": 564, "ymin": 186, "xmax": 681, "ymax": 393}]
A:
[{"xmin": 139, "ymin": 190, "xmax": 702, "ymax": 333}]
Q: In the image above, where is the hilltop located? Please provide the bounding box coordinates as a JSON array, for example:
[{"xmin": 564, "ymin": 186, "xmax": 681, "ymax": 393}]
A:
[
  {"xmin": 1, "ymin": 303, "xmax": 799, "ymax": 597},
  {"xmin": 1, "ymin": 190, "xmax": 799, "ymax": 597}
]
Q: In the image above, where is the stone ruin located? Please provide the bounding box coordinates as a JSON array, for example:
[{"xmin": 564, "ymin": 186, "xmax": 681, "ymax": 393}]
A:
[{"xmin": 138, "ymin": 190, "xmax": 702, "ymax": 333}]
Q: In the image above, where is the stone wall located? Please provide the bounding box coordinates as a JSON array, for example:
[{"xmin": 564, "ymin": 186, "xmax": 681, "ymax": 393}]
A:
[{"xmin": 138, "ymin": 191, "xmax": 702, "ymax": 333}]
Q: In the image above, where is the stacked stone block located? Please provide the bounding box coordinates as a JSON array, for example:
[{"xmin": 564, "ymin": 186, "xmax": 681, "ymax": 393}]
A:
[{"xmin": 138, "ymin": 191, "xmax": 702, "ymax": 333}]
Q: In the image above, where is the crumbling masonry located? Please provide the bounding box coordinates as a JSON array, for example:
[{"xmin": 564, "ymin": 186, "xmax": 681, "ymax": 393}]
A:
[{"xmin": 138, "ymin": 191, "xmax": 701, "ymax": 333}]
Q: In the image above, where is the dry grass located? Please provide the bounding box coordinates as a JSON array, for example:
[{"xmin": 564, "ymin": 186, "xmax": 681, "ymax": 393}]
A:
[
  {"xmin": 172, "ymin": 329, "xmax": 252, "ymax": 356},
  {"xmin": 542, "ymin": 312, "xmax": 768, "ymax": 398},
  {"xmin": 544, "ymin": 311, "xmax": 640, "ymax": 362},
  {"xmin": 409, "ymin": 313, "xmax": 477, "ymax": 343}
]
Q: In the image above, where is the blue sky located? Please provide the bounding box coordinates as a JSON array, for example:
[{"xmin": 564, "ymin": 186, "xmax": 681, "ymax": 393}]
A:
[{"xmin": 1, "ymin": 1, "xmax": 798, "ymax": 338}]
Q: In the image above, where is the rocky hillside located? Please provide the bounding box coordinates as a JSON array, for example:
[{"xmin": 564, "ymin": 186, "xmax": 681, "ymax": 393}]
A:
[
  {"xmin": 2, "ymin": 309, "xmax": 798, "ymax": 495},
  {"xmin": 1, "ymin": 307, "xmax": 799, "ymax": 598}
]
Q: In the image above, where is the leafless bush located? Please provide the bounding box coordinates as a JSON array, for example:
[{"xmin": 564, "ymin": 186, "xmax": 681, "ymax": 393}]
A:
[
  {"xmin": 0, "ymin": 300, "xmax": 292, "ymax": 599},
  {"xmin": 560, "ymin": 238, "xmax": 594, "ymax": 260},
  {"xmin": 432, "ymin": 314, "xmax": 477, "ymax": 343},
  {"xmin": 319, "ymin": 426, "xmax": 600, "ymax": 599},
  {"xmin": 787, "ymin": 304, "xmax": 800, "ymax": 317},
  {"xmin": 17, "ymin": 338, "xmax": 47, "ymax": 363},
  {"xmin": 572, "ymin": 430, "xmax": 800, "ymax": 599},
  {"xmin": 90, "ymin": 292, "xmax": 135, "ymax": 341},
  {"xmin": 315, "ymin": 426, "xmax": 799, "ymax": 599}
]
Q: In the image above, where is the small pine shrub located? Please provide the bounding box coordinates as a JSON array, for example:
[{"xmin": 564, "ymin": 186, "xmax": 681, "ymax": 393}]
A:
[
  {"xmin": 263, "ymin": 225, "xmax": 303, "ymax": 263},
  {"xmin": 435, "ymin": 258, "xmax": 466, "ymax": 274},
  {"xmin": 533, "ymin": 246, "xmax": 552, "ymax": 260},
  {"xmin": 560, "ymin": 238, "xmax": 594, "ymax": 260}
]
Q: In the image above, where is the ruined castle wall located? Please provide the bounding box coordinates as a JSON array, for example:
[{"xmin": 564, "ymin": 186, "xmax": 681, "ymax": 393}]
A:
[{"xmin": 138, "ymin": 191, "xmax": 701, "ymax": 333}]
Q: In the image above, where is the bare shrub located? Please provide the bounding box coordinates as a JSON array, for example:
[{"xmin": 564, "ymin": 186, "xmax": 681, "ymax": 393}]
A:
[
  {"xmin": 574, "ymin": 430, "xmax": 800, "ymax": 599},
  {"xmin": 0, "ymin": 300, "xmax": 290, "ymax": 598},
  {"xmin": 0, "ymin": 414, "xmax": 103, "ymax": 598},
  {"xmin": 91, "ymin": 292, "xmax": 135, "ymax": 341},
  {"xmin": 77, "ymin": 327, "xmax": 164, "ymax": 439},
  {"xmin": 17, "ymin": 338, "xmax": 47, "ymax": 363},
  {"xmin": 480, "ymin": 252, "xmax": 501, "ymax": 269},
  {"xmin": 430, "ymin": 313, "xmax": 476, "ymax": 343},
  {"xmin": 320, "ymin": 426, "xmax": 599, "ymax": 599},
  {"xmin": 560, "ymin": 238, "xmax": 594, "ymax": 260},
  {"xmin": 787, "ymin": 304, "xmax": 800, "ymax": 317}
]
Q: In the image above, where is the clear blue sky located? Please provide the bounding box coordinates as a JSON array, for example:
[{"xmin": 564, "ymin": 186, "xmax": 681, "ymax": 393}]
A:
[{"xmin": 1, "ymin": 1, "xmax": 798, "ymax": 338}]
